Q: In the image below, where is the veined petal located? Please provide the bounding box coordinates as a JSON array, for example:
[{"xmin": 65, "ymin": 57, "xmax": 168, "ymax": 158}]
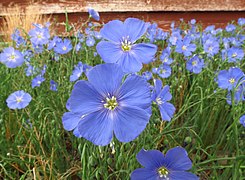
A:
[
  {"xmin": 164, "ymin": 147, "xmax": 193, "ymax": 171},
  {"xmin": 100, "ymin": 20, "xmax": 124, "ymax": 43},
  {"xmin": 159, "ymin": 85, "xmax": 172, "ymax": 102},
  {"xmin": 169, "ymin": 171, "xmax": 199, "ymax": 180},
  {"xmin": 154, "ymin": 79, "xmax": 163, "ymax": 96},
  {"xmin": 67, "ymin": 80, "xmax": 103, "ymax": 114},
  {"xmin": 77, "ymin": 109, "xmax": 114, "ymax": 146},
  {"xmin": 62, "ymin": 112, "xmax": 84, "ymax": 131},
  {"xmin": 87, "ymin": 63, "xmax": 125, "ymax": 96},
  {"xmin": 130, "ymin": 168, "xmax": 158, "ymax": 180},
  {"xmin": 159, "ymin": 102, "xmax": 175, "ymax": 121},
  {"xmin": 118, "ymin": 53, "xmax": 142, "ymax": 73},
  {"xmin": 118, "ymin": 75, "xmax": 151, "ymax": 110},
  {"xmin": 96, "ymin": 41, "xmax": 123, "ymax": 63},
  {"xmin": 114, "ymin": 106, "xmax": 150, "ymax": 143},
  {"xmin": 136, "ymin": 149, "xmax": 165, "ymax": 169},
  {"xmin": 124, "ymin": 18, "xmax": 148, "ymax": 43},
  {"xmin": 130, "ymin": 43, "xmax": 157, "ymax": 64}
]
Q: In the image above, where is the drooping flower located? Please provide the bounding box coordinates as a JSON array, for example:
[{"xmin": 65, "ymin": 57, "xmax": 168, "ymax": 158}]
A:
[
  {"xmin": 0, "ymin": 47, "xmax": 24, "ymax": 68},
  {"xmin": 54, "ymin": 38, "xmax": 72, "ymax": 54},
  {"xmin": 70, "ymin": 62, "xmax": 84, "ymax": 82},
  {"xmin": 131, "ymin": 147, "xmax": 199, "ymax": 180},
  {"xmin": 240, "ymin": 115, "xmax": 245, "ymax": 127},
  {"xmin": 88, "ymin": 8, "xmax": 100, "ymax": 21},
  {"xmin": 96, "ymin": 18, "xmax": 157, "ymax": 73},
  {"xmin": 152, "ymin": 79, "xmax": 175, "ymax": 121},
  {"xmin": 217, "ymin": 67, "xmax": 244, "ymax": 90},
  {"xmin": 6, "ymin": 90, "xmax": 32, "ymax": 110},
  {"xmin": 62, "ymin": 63, "xmax": 152, "ymax": 146},
  {"xmin": 11, "ymin": 29, "xmax": 26, "ymax": 47},
  {"xmin": 186, "ymin": 55, "xmax": 205, "ymax": 74},
  {"xmin": 50, "ymin": 80, "xmax": 58, "ymax": 91}
]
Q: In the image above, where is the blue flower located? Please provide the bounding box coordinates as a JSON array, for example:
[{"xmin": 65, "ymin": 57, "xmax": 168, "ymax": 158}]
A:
[
  {"xmin": 50, "ymin": 80, "xmax": 58, "ymax": 91},
  {"xmin": 96, "ymin": 18, "xmax": 157, "ymax": 73},
  {"xmin": 203, "ymin": 38, "xmax": 220, "ymax": 57},
  {"xmin": 160, "ymin": 47, "xmax": 173, "ymax": 65},
  {"xmin": 62, "ymin": 63, "xmax": 152, "ymax": 146},
  {"xmin": 70, "ymin": 62, "xmax": 84, "ymax": 82},
  {"xmin": 6, "ymin": 90, "xmax": 32, "ymax": 110},
  {"xmin": 226, "ymin": 84, "xmax": 245, "ymax": 105},
  {"xmin": 0, "ymin": 47, "xmax": 24, "ymax": 68},
  {"xmin": 175, "ymin": 37, "xmax": 196, "ymax": 57},
  {"xmin": 238, "ymin": 18, "xmax": 245, "ymax": 26},
  {"xmin": 227, "ymin": 47, "xmax": 244, "ymax": 63},
  {"xmin": 32, "ymin": 74, "xmax": 45, "ymax": 88},
  {"xmin": 152, "ymin": 79, "xmax": 175, "ymax": 121},
  {"xmin": 186, "ymin": 56, "xmax": 205, "ymax": 74},
  {"xmin": 11, "ymin": 29, "xmax": 26, "ymax": 47},
  {"xmin": 131, "ymin": 147, "xmax": 199, "ymax": 180},
  {"xmin": 142, "ymin": 71, "xmax": 153, "ymax": 81},
  {"xmin": 225, "ymin": 24, "xmax": 236, "ymax": 32},
  {"xmin": 28, "ymin": 23, "xmax": 50, "ymax": 45},
  {"xmin": 217, "ymin": 67, "xmax": 244, "ymax": 90},
  {"xmin": 54, "ymin": 39, "xmax": 72, "ymax": 54},
  {"xmin": 240, "ymin": 115, "xmax": 245, "ymax": 127},
  {"xmin": 157, "ymin": 64, "xmax": 172, "ymax": 78},
  {"xmin": 88, "ymin": 8, "xmax": 100, "ymax": 21},
  {"xmin": 86, "ymin": 36, "xmax": 95, "ymax": 47}
]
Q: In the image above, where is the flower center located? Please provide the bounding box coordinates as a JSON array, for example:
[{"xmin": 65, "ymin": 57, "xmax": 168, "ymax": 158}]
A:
[
  {"xmin": 104, "ymin": 96, "xmax": 118, "ymax": 110},
  {"xmin": 192, "ymin": 60, "xmax": 197, "ymax": 66},
  {"xmin": 232, "ymin": 53, "xmax": 237, "ymax": 58},
  {"xmin": 16, "ymin": 97, "xmax": 22, "ymax": 103},
  {"xmin": 208, "ymin": 46, "xmax": 213, "ymax": 52},
  {"xmin": 62, "ymin": 46, "xmax": 67, "ymax": 51},
  {"xmin": 121, "ymin": 37, "xmax": 132, "ymax": 51},
  {"xmin": 182, "ymin": 45, "xmax": 187, "ymax": 51},
  {"xmin": 156, "ymin": 97, "xmax": 163, "ymax": 105},
  {"xmin": 229, "ymin": 78, "xmax": 235, "ymax": 84},
  {"xmin": 37, "ymin": 33, "xmax": 43, "ymax": 39},
  {"xmin": 158, "ymin": 166, "xmax": 169, "ymax": 178},
  {"xmin": 9, "ymin": 54, "xmax": 16, "ymax": 61}
]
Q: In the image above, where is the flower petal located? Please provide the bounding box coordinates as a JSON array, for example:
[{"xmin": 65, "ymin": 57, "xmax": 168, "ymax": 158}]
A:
[
  {"xmin": 159, "ymin": 85, "xmax": 172, "ymax": 102},
  {"xmin": 159, "ymin": 102, "xmax": 175, "ymax": 121},
  {"xmin": 77, "ymin": 109, "xmax": 114, "ymax": 146},
  {"xmin": 67, "ymin": 80, "xmax": 103, "ymax": 114},
  {"xmin": 114, "ymin": 106, "xmax": 150, "ymax": 143},
  {"xmin": 136, "ymin": 149, "xmax": 165, "ymax": 169},
  {"xmin": 62, "ymin": 112, "xmax": 83, "ymax": 131},
  {"xmin": 130, "ymin": 168, "xmax": 158, "ymax": 180},
  {"xmin": 118, "ymin": 75, "xmax": 151, "ymax": 110},
  {"xmin": 164, "ymin": 147, "xmax": 193, "ymax": 171},
  {"xmin": 87, "ymin": 64, "xmax": 125, "ymax": 96},
  {"xmin": 131, "ymin": 43, "xmax": 157, "ymax": 64},
  {"xmin": 124, "ymin": 18, "xmax": 148, "ymax": 43},
  {"xmin": 96, "ymin": 41, "xmax": 123, "ymax": 63},
  {"xmin": 100, "ymin": 20, "xmax": 124, "ymax": 43},
  {"xmin": 118, "ymin": 53, "xmax": 142, "ymax": 73},
  {"xmin": 169, "ymin": 171, "xmax": 199, "ymax": 180}
]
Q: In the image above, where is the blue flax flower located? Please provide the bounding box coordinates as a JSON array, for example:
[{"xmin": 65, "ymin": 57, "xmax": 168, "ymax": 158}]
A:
[
  {"xmin": 29, "ymin": 23, "xmax": 50, "ymax": 46},
  {"xmin": 227, "ymin": 47, "xmax": 244, "ymax": 63},
  {"xmin": 54, "ymin": 39, "xmax": 72, "ymax": 55},
  {"xmin": 62, "ymin": 63, "xmax": 152, "ymax": 146},
  {"xmin": 240, "ymin": 115, "xmax": 245, "ymax": 127},
  {"xmin": 88, "ymin": 8, "xmax": 100, "ymax": 21},
  {"xmin": 203, "ymin": 38, "xmax": 219, "ymax": 57},
  {"xmin": 186, "ymin": 56, "xmax": 205, "ymax": 74},
  {"xmin": 175, "ymin": 37, "xmax": 196, "ymax": 57},
  {"xmin": 152, "ymin": 79, "xmax": 175, "ymax": 121},
  {"xmin": 50, "ymin": 80, "xmax": 58, "ymax": 91},
  {"xmin": 131, "ymin": 147, "xmax": 199, "ymax": 180},
  {"xmin": 6, "ymin": 90, "xmax": 32, "ymax": 110},
  {"xmin": 96, "ymin": 18, "xmax": 157, "ymax": 73},
  {"xmin": 70, "ymin": 62, "xmax": 84, "ymax": 82},
  {"xmin": 217, "ymin": 67, "xmax": 244, "ymax": 91},
  {"xmin": 32, "ymin": 75, "xmax": 45, "ymax": 88},
  {"xmin": 0, "ymin": 47, "xmax": 24, "ymax": 68},
  {"xmin": 238, "ymin": 18, "xmax": 245, "ymax": 26},
  {"xmin": 157, "ymin": 65, "xmax": 172, "ymax": 79}
]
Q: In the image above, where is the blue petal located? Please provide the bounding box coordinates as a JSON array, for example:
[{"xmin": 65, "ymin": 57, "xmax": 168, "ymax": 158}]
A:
[
  {"xmin": 124, "ymin": 18, "xmax": 148, "ymax": 43},
  {"xmin": 118, "ymin": 53, "xmax": 142, "ymax": 73},
  {"xmin": 136, "ymin": 149, "xmax": 165, "ymax": 169},
  {"xmin": 118, "ymin": 75, "xmax": 151, "ymax": 110},
  {"xmin": 96, "ymin": 41, "xmax": 123, "ymax": 63},
  {"xmin": 87, "ymin": 64, "xmax": 125, "ymax": 96},
  {"xmin": 77, "ymin": 109, "xmax": 114, "ymax": 146},
  {"xmin": 131, "ymin": 43, "xmax": 157, "ymax": 64},
  {"xmin": 130, "ymin": 168, "xmax": 158, "ymax": 180},
  {"xmin": 164, "ymin": 147, "xmax": 193, "ymax": 171},
  {"xmin": 159, "ymin": 85, "xmax": 172, "ymax": 102},
  {"xmin": 159, "ymin": 102, "xmax": 175, "ymax": 121},
  {"xmin": 62, "ymin": 112, "xmax": 83, "ymax": 131},
  {"xmin": 154, "ymin": 79, "xmax": 163, "ymax": 96},
  {"xmin": 114, "ymin": 106, "xmax": 150, "ymax": 143},
  {"xmin": 169, "ymin": 171, "xmax": 199, "ymax": 180},
  {"xmin": 67, "ymin": 80, "xmax": 103, "ymax": 114},
  {"xmin": 100, "ymin": 20, "xmax": 124, "ymax": 43}
]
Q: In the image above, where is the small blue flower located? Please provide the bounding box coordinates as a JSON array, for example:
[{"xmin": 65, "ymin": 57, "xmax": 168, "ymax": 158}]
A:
[
  {"xmin": 50, "ymin": 80, "xmax": 58, "ymax": 91},
  {"xmin": 32, "ymin": 75, "xmax": 45, "ymax": 88},
  {"xmin": 160, "ymin": 47, "xmax": 173, "ymax": 65},
  {"xmin": 0, "ymin": 47, "xmax": 24, "ymax": 68},
  {"xmin": 62, "ymin": 63, "xmax": 152, "ymax": 146},
  {"xmin": 227, "ymin": 47, "xmax": 244, "ymax": 63},
  {"xmin": 142, "ymin": 71, "xmax": 153, "ymax": 81},
  {"xmin": 203, "ymin": 38, "xmax": 220, "ymax": 57},
  {"xmin": 157, "ymin": 64, "xmax": 172, "ymax": 78},
  {"xmin": 88, "ymin": 8, "xmax": 100, "ymax": 21},
  {"xmin": 70, "ymin": 62, "xmax": 84, "ymax": 82},
  {"xmin": 86, "ymin": 36, "xmax": 95, "ymax": 47},
  {"xmin": 225, "ymin": 24, "xmax": 236, "ymax": 32},
  {"xmin": 175, "ymin": 37, "xmax": 196, "ymax": 57},
  {"xmin": 217, "ymin": 67, "xmax": 244, "ymax": 90},
  {"xmin": 240, "ymin": 115, "xmax": 245, "ymax": 127},
  {"xmin": 54, "ymin": 39, "xmax": 72, "ymax": 54},
  {"xmin": 6, "ymin": 90, "xmax": 32, "ymax": 110},
  {"xmin": 186, "ymin": 56, "xmax": 205, "ymax": 74},
  {"xmin": 226, "ymin": 84, "xmax": 245, "ymax": 105},
  {"xmin": 29, "ymin": 23, "xmax": 50, "ymax": 45},
  {"xmin": 238, "ymin": 18, "xmax": 245, "ymax": 26},
  {"xmin": 131, "ymin": 147, "xmax": 199, "ymax": 180},
  {"xmin": 96, "ymin": 18, "xmax": 157, "ymax": 73},
  {"xmin": 152, "ymin": 79, "xmax": 175, "ymax": 121},
  {"xmin": 11, "ymin": 29, "xmax": 26, "ymax": 47}
]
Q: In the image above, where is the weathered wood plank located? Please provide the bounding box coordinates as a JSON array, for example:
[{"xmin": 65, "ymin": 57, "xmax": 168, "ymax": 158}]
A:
[{"xmin": 0, "ymin": 0, "xmax": 245, "ymax": 16}]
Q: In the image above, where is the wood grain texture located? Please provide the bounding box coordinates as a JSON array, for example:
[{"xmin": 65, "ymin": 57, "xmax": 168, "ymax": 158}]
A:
[{"xmin": 0, "ymin": 0, "xmax": 245, "ymax": 16}]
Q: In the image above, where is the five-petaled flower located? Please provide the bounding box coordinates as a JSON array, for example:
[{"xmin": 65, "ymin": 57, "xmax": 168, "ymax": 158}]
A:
[
  {"xmin": 96, "ymin": 18, "xmax": 157, "ymax": 73},
  {"xmin": 6, "ymin": 90, "xmax": 32, "ymax": 110},
  {"xmin": 62, "ymin": 63, "xmax": 152, "ymax": 146}
]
